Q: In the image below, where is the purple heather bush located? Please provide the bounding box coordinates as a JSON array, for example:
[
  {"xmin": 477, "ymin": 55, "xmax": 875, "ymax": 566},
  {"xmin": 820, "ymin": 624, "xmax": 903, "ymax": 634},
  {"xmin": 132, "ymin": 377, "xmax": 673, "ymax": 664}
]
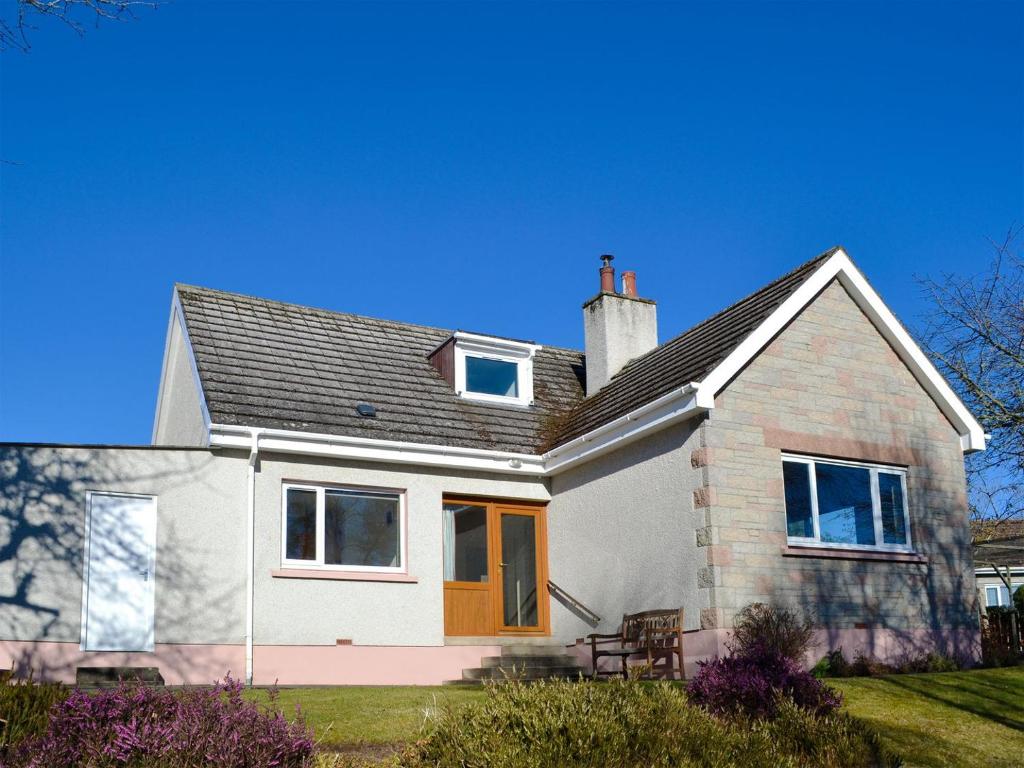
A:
[
  {"xmin": 9, "ymin": 675, "xmax": 315, "ymax": 768},
  {"xmin": 687, "ymin": 642, "xmax": 842, "ymax": 721}
]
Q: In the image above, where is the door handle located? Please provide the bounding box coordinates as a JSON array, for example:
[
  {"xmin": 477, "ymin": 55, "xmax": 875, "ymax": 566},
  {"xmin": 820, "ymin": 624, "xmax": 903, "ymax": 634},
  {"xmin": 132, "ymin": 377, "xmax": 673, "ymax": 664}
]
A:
[{"xmin": 498, "ymin": 562, "xmax": 508, "ymax": 568}]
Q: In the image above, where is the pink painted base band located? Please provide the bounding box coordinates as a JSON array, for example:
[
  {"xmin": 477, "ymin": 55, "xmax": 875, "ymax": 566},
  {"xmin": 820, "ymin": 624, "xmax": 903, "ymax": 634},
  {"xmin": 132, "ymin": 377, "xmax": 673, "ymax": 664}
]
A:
[
  {"xmin": 567, "ymin": 626, "xmax": 981, "ymax": 679},
  {"xmin": 2, "ymin": 627, "xmax": 980, "ymax": 686},
  {"xmin": 251, "ymin": 644, "xmax": 504, "ymax": 686},
  {"xmin": 0, "ymin": 641, "xmax": 245, "ymax": 686}
]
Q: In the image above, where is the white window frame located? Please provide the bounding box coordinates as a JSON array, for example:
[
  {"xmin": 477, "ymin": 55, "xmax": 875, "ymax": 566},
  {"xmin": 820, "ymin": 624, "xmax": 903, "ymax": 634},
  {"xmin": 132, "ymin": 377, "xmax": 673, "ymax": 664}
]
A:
[
  {"xmin": 985, "ymin": 583, "xmax": 1022, "ymax": 608},
  {"xmin": 453, "ymin": 331, "xmax": 541, "ymax": 407},
  {"xmin": 782, "ymin": 454, "xmax": 913, "ymax": 553},
  {"xmin": 985, "ymin": 585, "xmax": 1002, "ymax": 607},
  {"xmin": 280, "ymin": 482, "xmax": 407, "ymax": 573}
]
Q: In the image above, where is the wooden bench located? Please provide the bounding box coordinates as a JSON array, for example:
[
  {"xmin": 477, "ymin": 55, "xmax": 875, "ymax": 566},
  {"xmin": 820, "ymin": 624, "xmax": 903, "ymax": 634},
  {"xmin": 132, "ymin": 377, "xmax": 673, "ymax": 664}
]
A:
[{"xmin": 587, "ymin": 608, "xmax": 684, "ymax": 680}]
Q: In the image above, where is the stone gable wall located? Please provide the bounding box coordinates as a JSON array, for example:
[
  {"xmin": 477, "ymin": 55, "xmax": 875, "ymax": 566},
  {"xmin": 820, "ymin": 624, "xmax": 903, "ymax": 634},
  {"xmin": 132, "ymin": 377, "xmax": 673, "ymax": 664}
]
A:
[{"xmin": 696, "ymin": 279, "xmax": 979, "ymax": 657}]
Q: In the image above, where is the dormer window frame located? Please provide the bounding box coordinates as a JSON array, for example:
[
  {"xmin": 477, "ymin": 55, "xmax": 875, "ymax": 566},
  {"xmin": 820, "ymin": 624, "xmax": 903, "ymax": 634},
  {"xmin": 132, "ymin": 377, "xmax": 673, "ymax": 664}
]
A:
[{"xmin": 452, "ymin": 332, "xmax": 541, "ymax": 408}]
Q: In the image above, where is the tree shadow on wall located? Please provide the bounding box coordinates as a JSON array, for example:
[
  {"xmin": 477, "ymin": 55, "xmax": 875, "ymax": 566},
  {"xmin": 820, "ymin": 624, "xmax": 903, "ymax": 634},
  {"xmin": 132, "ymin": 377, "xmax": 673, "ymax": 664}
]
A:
[{"xmin": 0, "ymin": 446, "xmax": 242, "ymax": 684}]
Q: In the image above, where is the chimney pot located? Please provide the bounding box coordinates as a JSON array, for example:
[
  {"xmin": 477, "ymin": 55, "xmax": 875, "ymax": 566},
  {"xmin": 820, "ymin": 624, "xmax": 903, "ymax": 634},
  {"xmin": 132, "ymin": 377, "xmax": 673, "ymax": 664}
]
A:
[
  {"xmin": 622, "ymin": 271, "xmax": 637, "ymax": 297},
  {"xmin": 599, "ymin": 254, "xmax": 615, "ymax": 293}
]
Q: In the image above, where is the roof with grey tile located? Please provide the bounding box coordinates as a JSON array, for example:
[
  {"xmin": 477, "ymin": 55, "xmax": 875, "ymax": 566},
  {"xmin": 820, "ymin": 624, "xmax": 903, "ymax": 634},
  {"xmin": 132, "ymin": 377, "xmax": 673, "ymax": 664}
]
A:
[
  {"xmin": 176, "ymin": 247, "xmax": 838, "ymax": 455},
  {"xmin": 543, "ymin": 247, "xmax": 841, "ymax": 447},
  {"xmin": 176, "ymin": 285, "xmax": 586, "ymax": 454}
]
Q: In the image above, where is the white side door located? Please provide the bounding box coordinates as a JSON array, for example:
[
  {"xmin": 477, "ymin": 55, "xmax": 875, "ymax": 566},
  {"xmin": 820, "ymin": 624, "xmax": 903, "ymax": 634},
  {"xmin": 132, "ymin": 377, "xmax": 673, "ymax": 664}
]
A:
[{"xmin": 81, "ymin": 493, "xmax": 157, "ymax": 652}]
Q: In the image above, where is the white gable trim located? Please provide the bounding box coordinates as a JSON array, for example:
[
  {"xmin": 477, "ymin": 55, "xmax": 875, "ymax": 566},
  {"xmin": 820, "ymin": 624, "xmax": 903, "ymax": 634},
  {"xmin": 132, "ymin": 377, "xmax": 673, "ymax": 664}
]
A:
[
  {"xmin": 151, "ymin": 291, "xmax": 212, "ymax": 444},
  {"xmin": 696, "ymin": 248, "xmax": 987, "ymax": 452}
]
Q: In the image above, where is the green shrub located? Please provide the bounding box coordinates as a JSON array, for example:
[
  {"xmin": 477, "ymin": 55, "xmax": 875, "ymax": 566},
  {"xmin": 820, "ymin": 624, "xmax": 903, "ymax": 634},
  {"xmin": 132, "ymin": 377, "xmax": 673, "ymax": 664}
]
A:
[
  {"xmin": 400, "ymin": 679, "xmax": 901, "ymax": 768},
  {"xmin": 1014, "ymin": 585, "xmax": 1024, "ymax": 615},
  {"xmin": 893, "ymin": 652, "xmax": 961, "ymax": 674},
  {"xmin": 729, "ymin": 603, "xmax": 814, "ymax": 662},
  {"xmin": 812, "ymin": 648, "xmax": 851, "ymax": 678},
  {"xmin": 0, "ymin": 672, "xmax": 68, "ymax": 754},
  {"xmin": 814, "ymin": 647, "xmax": 963, "ymax": 677}
]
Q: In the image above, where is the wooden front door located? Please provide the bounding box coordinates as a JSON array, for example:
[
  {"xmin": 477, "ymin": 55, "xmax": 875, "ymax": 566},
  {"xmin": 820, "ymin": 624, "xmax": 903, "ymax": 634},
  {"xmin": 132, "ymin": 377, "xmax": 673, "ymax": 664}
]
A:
[{"xmin": 442, "ymin": 498, "xmax": 549, "ymax": 636}]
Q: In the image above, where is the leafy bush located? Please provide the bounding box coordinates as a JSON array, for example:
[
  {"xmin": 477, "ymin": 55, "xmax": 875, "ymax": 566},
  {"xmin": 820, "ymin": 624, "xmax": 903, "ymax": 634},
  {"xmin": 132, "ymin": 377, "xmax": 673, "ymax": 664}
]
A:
[
  {"xmin": 728, "ymin": 603, "xmax": 814, "ymax": 663},
  {"xmin": 814, "ymin": 647, "xmax": 964, "ymax": 677},
  {"xmin": 0, "ymin": 672, "xmax": 68, "ymax": 755},
  {"xmin": 400, "ymin": 679, "xmax": 898, "ymax": 768},
  {"xmin": 1015, "ymin": 585, "xmax": 1024, "ymax": 614},
  {"xmin": 811, "ymin": 648, "xmax": 849, "ymax": 679},
  {"xmin": 8, "ymin": 676, "xmax": 316, "ymax": 768},
  {"xmin": 893, "ymin": 651, "xmax": 961, "ymax": 674},
  {"xmin": 687, "ymin": 643, "xmax": 841, "ymax": 720}
]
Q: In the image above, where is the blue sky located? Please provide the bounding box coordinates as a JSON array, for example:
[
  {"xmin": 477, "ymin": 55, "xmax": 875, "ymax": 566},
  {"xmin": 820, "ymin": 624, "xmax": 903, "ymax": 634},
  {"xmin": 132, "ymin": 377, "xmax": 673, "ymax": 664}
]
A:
[{"xmin": 1, "ymin": 1, "xmax": 1021, "ymax": 443}]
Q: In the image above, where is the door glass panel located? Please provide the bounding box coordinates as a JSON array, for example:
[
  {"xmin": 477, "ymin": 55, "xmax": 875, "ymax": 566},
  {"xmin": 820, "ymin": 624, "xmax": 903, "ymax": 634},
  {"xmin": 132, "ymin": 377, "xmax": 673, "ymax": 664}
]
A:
[
  {"xmin": 444, "ymin": 503, "xmax": 489, "ymax": 582},
  {"xmin": 500, "ymin": 513, "xmax": 538, "ymax": 627}
]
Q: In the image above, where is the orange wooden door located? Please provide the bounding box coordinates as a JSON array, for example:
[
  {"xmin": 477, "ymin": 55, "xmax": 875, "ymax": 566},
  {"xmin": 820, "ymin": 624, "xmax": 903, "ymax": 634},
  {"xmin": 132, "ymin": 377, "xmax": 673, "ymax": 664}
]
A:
[
  {"xmin": 493, "ymin": 504, "xmax": 549, "ymax": 634},
  {"xmin": 442, "ymin": 498, "xmax": 549, "ymax": 636}
]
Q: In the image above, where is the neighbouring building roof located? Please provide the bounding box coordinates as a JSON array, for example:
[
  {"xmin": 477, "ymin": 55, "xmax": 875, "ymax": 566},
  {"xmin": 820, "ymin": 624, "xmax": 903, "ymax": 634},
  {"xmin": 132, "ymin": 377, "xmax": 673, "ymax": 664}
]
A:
[
  {"xmin": 176, "ymin": 285, "xmax": 585, "ymax": 454},
  {"xmin": 972, "ymin": 519, "xmax": 1024, "ymax": 569},
  {"xmin": 544, "ymin": 247, "xmax": 840, "ymax": 446}
]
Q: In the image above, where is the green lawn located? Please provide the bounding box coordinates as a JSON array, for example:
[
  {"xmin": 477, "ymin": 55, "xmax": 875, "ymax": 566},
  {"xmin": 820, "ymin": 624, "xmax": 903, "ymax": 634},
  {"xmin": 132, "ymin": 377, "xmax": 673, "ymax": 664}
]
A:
[
  {"xmin": 831, "ymin": 666, "xmax": 1024, "ymax": 768},
  {"xmin": 253, "ymin": 667, "xmax": 1024, "ymax": 767},
  {"xmin": 251, "ymin": 686, "xmax": 484, "ymax": 747}
]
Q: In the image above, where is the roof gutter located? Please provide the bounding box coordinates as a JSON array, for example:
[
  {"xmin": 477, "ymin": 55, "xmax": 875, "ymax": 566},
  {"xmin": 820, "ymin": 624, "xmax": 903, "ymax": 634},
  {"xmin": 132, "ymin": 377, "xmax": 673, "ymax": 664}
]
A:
[
  {"xmin": 209, "ymin": 423, "xmax": 546, "ymax": 476},
  {"xmin": 209, "ymin": 385, "xmax": 709, "ymax": 479},
  {"xmin": 542, "ymin": 382, "xmax": 708, "ymax": 475}
]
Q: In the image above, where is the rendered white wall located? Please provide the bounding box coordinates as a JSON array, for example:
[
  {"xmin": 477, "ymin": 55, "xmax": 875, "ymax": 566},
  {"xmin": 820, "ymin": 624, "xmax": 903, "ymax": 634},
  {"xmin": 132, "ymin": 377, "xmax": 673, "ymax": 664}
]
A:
[
  {"xmin": 546, "ymin": 419, "xmax": 705, "ymax": 644},
  {"xmin": 251, "ymin": 453, "xmax": 550, "ymax": 646},
  {"xmin": 0, "ymin": 446, "xmax": 248, "ymax": 649},
  {"xmin": 152, "ymin": 313, "xmax": 208, "ymax": 447}
]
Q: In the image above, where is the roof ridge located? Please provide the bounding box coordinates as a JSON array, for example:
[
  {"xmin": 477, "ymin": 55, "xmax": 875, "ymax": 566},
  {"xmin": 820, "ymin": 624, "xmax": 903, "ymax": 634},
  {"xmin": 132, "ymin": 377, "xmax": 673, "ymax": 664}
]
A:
[
  {"xmin": 603, "ymin": 245, "xmax": 841, "ymax": 386},
  {"xmin": 175, "ymin": 282, "xmax": 584, "ymax": 355}
]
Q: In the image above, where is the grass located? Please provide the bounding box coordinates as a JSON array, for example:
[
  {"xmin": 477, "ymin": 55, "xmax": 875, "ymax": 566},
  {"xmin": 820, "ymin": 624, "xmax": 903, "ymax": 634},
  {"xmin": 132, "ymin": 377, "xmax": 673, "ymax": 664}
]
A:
[
  {"xmin": 249, "ymin": 686, "xmax": 484, "ymax": 748},
  {"xmin": 830, "ymin": 666, "xmax": 1024, "ymax": 768},
  {"xmin": 254, "ymin": 667, "xmax": 1024, "ymax": 767}
]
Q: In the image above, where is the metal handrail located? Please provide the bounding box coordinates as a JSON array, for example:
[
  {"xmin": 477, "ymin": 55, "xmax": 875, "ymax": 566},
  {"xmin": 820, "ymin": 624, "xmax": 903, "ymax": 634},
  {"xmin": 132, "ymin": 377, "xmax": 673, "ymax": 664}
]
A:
[{"xmin": 547, "ymin": 579, "xmax": 602, "ymax": 624}]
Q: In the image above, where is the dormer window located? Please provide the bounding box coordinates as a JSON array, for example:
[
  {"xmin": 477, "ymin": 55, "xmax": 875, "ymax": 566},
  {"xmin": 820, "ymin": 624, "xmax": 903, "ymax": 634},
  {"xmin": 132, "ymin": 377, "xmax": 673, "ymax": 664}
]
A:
[
  {"xmin": 429, "ymin": 331, "xmax": 540, "ymax": 407},
  {"xmin": 465, "ymin": 355, "xmax": 519, "ymax": 398}
]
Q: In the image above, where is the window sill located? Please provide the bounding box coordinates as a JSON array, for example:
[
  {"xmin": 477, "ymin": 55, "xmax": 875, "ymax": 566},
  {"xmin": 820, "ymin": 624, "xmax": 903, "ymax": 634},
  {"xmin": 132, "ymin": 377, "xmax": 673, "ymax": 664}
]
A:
[
  {"xmin": 782, "ymin": 546, "xmax": 927, "ymax": 564},
  {"xmin": 270, "ymin": 569, "xmax": 418, "ymax": 583}
]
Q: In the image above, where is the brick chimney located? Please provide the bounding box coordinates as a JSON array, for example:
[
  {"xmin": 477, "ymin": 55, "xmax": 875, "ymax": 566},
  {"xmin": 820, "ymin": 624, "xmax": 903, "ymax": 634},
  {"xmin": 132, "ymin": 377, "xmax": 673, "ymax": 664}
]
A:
[{"xmin": 583, "ymin": 255, "xmax": 658, "ymax": 394}]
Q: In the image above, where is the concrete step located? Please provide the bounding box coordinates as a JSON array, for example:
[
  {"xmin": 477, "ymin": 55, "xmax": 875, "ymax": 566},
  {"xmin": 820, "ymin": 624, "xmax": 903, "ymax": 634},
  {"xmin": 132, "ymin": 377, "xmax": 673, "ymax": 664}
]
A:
[
  {"xmin": 499, "ymin": 644, "xmax": 572, "ymax": 657},
  {"xmin": 462, "ymin": 665, "xmax": 586, "ymax": 682},
  {"xmin": 76, "ymin": 666, "xmax": 165, "ymax": 688},
  {"xmin": 481, "ymin": 654, "xmax": 579, "ymax": 669}
]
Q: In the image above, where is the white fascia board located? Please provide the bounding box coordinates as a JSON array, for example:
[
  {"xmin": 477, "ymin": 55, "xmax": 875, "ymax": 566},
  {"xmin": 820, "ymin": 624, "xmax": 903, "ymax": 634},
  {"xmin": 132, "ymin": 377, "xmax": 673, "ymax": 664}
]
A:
[
  {"xmin": 152, "ymin": 290, "xmax": 212, "ymax": 445},
  {"xmin": 542, "ymin": 383, "xmax": 706, "ymax": 475},
  {"xmin": 453, "ymin": 331, "xmax": 542, "ymax": 356},
  {"xmin": 208, "ymin": 423, "xmax": 547, "ymax": 476},
  {"xmin": 697, "ymin": 249, "xmax": 987, "ymax": 453}
]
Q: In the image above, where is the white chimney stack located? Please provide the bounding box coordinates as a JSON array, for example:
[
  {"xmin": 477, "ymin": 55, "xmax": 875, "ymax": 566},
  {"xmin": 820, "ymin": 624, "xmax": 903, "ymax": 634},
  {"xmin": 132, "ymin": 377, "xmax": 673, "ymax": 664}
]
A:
[{"xmin": 583, "ymin": 255, "xmax": 658, "ymax": 394}]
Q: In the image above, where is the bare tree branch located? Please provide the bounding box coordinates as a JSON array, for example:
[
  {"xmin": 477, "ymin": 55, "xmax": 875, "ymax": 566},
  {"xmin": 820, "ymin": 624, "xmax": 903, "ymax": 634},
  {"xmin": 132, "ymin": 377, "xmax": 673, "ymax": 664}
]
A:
[
  {"xmin": 918, "ymin": 226, "xmax": 1024, "ymax": 535},
  {"xmin": 1, "ymin": 0, "xmax": 157, "ymax": 52}
]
